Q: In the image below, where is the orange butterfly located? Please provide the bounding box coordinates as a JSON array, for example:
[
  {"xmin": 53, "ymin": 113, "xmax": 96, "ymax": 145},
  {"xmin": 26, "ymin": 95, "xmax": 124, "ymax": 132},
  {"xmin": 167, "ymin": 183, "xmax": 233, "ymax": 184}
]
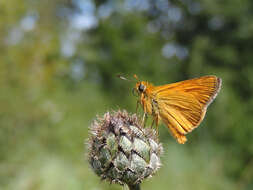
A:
[{"xmin": 120, "ymin": 75, "xmax": 222, "ymax": 144}]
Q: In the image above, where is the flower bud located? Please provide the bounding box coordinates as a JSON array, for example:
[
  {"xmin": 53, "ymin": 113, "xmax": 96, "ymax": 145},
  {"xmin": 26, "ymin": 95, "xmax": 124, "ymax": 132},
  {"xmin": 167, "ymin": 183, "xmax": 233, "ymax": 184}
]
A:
[{"xmin": 87, "ymin": 110, "xmax": 163, "ymax": 187}]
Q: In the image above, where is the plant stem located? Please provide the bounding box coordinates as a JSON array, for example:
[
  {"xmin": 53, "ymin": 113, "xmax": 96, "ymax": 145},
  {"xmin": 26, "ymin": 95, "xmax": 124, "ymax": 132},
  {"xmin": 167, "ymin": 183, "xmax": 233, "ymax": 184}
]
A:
[{"xmin": 128, "ymin": 184, "xmax": 141, "ymax": 190}]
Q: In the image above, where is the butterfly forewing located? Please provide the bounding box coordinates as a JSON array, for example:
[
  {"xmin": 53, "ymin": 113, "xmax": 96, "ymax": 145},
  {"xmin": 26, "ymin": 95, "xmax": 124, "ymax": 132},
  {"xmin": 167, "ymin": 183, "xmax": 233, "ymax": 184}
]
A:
[{"xmin": 152, "ymin": 76, "xmax": 222, "ymax": 144}]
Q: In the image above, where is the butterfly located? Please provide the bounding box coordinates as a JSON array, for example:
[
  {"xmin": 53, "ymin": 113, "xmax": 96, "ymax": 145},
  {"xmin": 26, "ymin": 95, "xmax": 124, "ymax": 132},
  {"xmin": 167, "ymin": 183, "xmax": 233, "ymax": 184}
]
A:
[{"xmin": 120, "ymin": 75, "xmax": 222, "ymax": 144}]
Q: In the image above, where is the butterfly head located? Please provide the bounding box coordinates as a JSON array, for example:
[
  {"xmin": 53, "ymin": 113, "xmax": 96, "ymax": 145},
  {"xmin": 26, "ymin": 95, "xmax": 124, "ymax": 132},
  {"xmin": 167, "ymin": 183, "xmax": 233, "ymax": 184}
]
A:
[
  {"xmin": 136, "ymin": 82, "xmax": 147, "ymax": 93},
  {"xmin": 132, "ymin": 81, "xmax": 150, "ymax": 97},
  {"xmin": 117, "ymin": 74, "xmax": 149, "ymax": 97}
]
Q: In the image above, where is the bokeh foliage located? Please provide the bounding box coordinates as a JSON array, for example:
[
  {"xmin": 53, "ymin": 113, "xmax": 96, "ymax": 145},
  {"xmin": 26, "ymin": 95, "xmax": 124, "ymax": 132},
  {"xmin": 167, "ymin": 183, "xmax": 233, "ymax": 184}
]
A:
[{"xmin": 0, "ymin": 0, "xmax": 253, "ymax": 189}]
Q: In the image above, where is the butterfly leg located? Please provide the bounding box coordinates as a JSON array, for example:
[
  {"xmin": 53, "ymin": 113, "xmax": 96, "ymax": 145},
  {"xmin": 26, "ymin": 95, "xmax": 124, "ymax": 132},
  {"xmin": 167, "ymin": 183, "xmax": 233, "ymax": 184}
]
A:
[
  {"xmin": 156, "ymin": 124, "xmax": 159, "ymax": 136},
  {"xmin": 136, "ymin": 100, "xmax": 140, "ymax": 113},
  {"xmin": 150, "ymin": 119, "xmax": 159, "ymax": 135},
  {"xmin": 142, "ymin": 113, "xmax": 147, "ymax": 127},
  {"xmin": 151, "ymin": 119, "xmax": 155, "ymax": 128},
  {"xmin": 154, "ymin": 115, "xmax": 159, "ymax": 135}
]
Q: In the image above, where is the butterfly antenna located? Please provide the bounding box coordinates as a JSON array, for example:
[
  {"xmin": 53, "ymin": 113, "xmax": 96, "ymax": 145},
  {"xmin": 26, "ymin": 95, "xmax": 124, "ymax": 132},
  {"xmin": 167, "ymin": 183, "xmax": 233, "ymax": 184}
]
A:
[
  {"xmin": 133, "ymin": 74, "xmax": 139, "ymax": 81},
  {"xmin": 117, "ymin": 74, "xmax": 130, "ymax": 81},
  {"xmin": 117, "ymin": 74, "xmax": 139, "ymax": 82}
]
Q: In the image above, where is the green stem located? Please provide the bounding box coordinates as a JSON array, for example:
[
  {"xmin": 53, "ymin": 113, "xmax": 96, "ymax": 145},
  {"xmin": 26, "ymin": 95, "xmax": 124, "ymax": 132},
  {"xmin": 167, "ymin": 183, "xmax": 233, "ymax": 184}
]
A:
[{"xmin": 128, "ymin": 184, "xmax": 141, "ymax": 190}]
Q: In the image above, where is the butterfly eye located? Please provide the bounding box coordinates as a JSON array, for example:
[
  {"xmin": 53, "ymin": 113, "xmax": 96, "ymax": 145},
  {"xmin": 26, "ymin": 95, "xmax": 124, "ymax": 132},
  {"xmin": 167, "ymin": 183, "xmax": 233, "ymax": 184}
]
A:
[{"xmin": 138, "ymin": 84, "xmax": 145, "ymax": 92}]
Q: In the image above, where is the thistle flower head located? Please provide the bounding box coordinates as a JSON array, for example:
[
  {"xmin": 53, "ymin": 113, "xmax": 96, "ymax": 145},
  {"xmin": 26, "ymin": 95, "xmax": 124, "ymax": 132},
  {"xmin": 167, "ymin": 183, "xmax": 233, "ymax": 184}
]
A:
[{"xmin": 87, "ymin": 110, "xmax": 163, "ymax": 187}]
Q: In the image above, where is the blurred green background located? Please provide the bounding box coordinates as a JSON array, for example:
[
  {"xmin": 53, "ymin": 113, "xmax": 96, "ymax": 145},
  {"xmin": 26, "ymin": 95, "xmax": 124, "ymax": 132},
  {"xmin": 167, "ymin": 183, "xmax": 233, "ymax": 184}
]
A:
[{"xmin": 1, "ymin": 0, "xmax": 253, "ymax": 189}]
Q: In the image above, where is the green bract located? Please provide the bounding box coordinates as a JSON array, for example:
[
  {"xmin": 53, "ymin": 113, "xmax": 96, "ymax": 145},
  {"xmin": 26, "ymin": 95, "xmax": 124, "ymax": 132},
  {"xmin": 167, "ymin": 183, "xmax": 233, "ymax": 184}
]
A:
[{"xmin": 87, "ymin": 110, "xmax": 163, "ymax": 186}]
